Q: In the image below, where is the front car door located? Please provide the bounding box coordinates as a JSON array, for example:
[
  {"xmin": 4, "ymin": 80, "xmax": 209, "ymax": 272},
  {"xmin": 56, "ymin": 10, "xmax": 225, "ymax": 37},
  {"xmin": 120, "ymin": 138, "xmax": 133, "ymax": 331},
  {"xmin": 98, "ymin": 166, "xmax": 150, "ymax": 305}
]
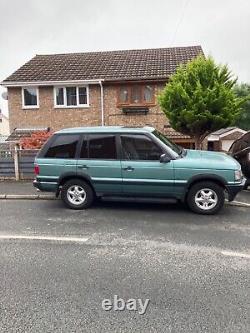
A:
[
  {"xmin": 120, "ymin": 134, "xmax": 174, "ymax": 197},
  {"xmin": 77, "ymin": 133, "xmax": 122, "ymax": 195}
]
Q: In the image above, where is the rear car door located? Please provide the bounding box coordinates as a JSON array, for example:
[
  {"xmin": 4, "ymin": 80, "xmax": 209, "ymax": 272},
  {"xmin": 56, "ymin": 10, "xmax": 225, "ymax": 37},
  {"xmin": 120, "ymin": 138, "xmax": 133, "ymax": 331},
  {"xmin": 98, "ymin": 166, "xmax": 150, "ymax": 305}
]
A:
[
  {"xmin": 77, "ymin": 134, "xmax": 122, "ymax": 195},
  {"xmin": 120, "ymin": 134, "xmax": 174, "ymax": 196}
]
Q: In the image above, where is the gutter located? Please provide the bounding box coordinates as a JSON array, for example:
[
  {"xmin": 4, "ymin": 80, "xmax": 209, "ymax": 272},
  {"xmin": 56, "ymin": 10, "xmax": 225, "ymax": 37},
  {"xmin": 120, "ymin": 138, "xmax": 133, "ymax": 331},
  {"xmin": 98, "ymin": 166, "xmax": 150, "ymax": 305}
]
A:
[
  {"xmin": 99, "ymin": 80, "xmax": 105, "ymax": 126},
  {"xmin": 1, "ymin": 79, "xmax": 104, "ymax": 87}
]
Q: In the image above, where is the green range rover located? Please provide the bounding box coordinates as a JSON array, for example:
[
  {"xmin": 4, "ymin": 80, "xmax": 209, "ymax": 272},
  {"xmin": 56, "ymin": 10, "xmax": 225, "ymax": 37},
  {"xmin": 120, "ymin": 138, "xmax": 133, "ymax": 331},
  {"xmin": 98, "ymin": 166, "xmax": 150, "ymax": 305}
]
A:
[{"xmin": 33, "ymin": 126, "xmax": 246, "ymax": 214}]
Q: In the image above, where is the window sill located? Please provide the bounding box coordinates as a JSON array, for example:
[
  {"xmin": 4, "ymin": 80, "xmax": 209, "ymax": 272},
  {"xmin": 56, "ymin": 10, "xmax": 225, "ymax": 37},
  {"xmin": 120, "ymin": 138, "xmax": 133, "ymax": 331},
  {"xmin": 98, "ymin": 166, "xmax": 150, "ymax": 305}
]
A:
[
  {"xmin": 22, "ymin": 106, "xmax": 39, "ymax": 110},
  {"xmin": 117, "ymin": 103, "xmax": 156, "ymax": 108},
  {"xmin": 54, "ymin": 105, "xmax": 90, "ymax": 109}
]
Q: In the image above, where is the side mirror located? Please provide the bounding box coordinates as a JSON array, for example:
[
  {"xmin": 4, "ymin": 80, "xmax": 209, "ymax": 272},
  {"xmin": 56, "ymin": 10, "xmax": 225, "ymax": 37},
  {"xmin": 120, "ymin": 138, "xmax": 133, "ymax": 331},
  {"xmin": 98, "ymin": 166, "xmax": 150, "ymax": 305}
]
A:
[{"xmin": 160, "ymin": 153, "xmax": 171, "ymax": 163}]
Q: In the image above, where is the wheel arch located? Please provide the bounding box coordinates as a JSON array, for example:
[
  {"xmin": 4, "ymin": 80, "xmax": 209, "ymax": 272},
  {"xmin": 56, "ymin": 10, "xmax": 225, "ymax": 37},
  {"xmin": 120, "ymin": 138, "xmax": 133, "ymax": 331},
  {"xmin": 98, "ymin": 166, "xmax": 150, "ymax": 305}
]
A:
[
  {"xmin": 184, "ymin": 174, "xmax": 227, "ymax": 201},
  {"xmin": 56, "ymin": 172, "xmax": 96, "ymax": 197}
]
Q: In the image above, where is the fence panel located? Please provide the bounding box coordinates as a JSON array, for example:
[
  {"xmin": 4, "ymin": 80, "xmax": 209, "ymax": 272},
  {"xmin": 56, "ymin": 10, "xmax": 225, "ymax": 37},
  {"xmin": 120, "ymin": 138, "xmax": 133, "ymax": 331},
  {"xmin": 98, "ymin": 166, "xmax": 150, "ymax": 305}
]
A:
[
  {"xmin": 0, "ymin": 150, "xmax": 15, "ymax": 178},
  {"xmin": 19, "ymin": 150, "xmax": 38, "ymax": 179},
  {"xmin": 0, "ymin": 149, "xmax": 39, "ymax": 179}
]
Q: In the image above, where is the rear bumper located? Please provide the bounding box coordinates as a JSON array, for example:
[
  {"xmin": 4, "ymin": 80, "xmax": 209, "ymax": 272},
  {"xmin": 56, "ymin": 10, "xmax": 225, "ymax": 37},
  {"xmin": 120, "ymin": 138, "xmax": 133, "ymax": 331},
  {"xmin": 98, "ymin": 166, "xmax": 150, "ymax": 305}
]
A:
[
  {"xmin": 226, "ymin": 178, "xmax": 246, "ymax": 201},
  {"xmin": 33, "ymin": 179, "xmax": 57, "ymax": 193}
]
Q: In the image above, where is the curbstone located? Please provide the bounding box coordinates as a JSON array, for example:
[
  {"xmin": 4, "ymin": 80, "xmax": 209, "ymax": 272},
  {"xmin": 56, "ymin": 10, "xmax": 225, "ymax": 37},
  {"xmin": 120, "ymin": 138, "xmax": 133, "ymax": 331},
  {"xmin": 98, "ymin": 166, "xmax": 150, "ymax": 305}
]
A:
[
  {"xmin": 5, "ymin": 194, "xmax": 39, "ymax": 200},
  {"xmin": 0, "ymin": 194, "xmax": 56, "ymax": 200}
]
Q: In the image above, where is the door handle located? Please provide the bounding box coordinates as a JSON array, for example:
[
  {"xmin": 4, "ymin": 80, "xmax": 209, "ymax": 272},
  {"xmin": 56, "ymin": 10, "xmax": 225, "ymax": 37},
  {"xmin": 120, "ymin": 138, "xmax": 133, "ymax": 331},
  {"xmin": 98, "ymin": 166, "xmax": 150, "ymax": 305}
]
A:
[
  {"xmin": 78, "ymin": 165, "xmax": 89, "ymax": 169},
  {"xmin": 123, "ymin": 166, "xmax": 134, "ymax": 171}
]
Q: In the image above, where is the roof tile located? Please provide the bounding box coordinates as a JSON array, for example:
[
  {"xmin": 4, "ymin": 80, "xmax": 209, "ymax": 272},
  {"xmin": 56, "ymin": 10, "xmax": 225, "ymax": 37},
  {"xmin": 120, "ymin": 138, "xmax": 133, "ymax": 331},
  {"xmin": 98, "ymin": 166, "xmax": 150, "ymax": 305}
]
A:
[{"xmin": 3, "ymin": 46, "xmax": 203, "ymax": 83}]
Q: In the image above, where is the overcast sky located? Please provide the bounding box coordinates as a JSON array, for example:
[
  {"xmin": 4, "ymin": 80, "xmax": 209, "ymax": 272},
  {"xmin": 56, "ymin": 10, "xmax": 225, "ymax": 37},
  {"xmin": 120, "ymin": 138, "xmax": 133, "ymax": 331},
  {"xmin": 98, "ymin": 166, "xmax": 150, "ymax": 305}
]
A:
[{"xmin": 0, "ymin": 0, "xmax": 249, "ymax": 115}]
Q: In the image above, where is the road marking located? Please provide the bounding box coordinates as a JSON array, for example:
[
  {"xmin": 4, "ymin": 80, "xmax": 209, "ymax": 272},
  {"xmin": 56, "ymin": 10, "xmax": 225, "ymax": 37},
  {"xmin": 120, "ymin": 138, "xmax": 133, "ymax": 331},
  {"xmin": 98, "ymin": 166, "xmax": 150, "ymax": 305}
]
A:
[
  {"xmin": 221, "ymin": 251, "xmax": 250, "ymax": 259},
  {"xmin": 227, "ymin": 201, "xmax": 250, "ymax": 208},
  {"xmin": 0, "ymin": 235, "xmax": 89, "ymax": 243}
]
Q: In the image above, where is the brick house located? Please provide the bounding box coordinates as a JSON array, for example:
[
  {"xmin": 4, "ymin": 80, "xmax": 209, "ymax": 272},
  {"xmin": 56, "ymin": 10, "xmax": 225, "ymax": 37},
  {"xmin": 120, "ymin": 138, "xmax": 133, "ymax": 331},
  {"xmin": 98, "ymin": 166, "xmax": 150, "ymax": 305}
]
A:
[{"xmin": 1, "ymin": 46, "xmax": 203, "ymax": 147}]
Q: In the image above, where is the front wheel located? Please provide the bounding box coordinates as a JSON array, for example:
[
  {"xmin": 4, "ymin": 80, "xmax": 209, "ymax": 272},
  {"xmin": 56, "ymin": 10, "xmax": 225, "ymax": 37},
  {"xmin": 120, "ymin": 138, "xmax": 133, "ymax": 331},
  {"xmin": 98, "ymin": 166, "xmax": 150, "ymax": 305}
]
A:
[
  {"xmin": 61, "ymin": 179, "xmax": 94, "ymax": 210},
  {"xmin": 187, "ymin": 181, "xmax": 225, "ymax": 215}
]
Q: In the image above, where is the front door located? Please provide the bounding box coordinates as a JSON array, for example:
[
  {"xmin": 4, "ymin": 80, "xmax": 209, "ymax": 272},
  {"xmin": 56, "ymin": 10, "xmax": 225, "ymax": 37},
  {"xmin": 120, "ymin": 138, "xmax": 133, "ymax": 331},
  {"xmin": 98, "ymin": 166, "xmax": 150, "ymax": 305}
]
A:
[
  {"xmin": 120, "ymin": 134, "xmax": 174, "ymax": 197},
  {"xmin": 77, "ymin": 134, "xmax": 122, "ymax": 195}
]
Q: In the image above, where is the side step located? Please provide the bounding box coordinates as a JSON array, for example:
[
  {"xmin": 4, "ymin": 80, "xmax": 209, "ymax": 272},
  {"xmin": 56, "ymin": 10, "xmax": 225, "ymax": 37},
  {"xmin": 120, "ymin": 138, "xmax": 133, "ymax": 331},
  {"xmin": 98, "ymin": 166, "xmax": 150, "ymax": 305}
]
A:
[{"xmin": 101, "ymin": 196, "xmax": 177, "ymax": 204}]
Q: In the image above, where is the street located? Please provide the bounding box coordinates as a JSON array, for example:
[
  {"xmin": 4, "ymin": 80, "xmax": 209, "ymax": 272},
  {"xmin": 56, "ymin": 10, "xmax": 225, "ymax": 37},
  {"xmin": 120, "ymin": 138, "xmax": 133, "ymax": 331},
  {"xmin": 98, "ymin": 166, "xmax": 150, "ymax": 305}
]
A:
[{"xmin": 0, "ymin": 199, "xmax": 249, "ymax": 332}]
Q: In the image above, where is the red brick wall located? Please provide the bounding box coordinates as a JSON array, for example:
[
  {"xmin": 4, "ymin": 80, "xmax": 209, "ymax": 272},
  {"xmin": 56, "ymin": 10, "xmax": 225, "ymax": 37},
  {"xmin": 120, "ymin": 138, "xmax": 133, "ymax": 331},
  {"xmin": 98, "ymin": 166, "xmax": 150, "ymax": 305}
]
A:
[{"xmin": 8, "ymin": 83, "xmax": 169, "ymax": 132}]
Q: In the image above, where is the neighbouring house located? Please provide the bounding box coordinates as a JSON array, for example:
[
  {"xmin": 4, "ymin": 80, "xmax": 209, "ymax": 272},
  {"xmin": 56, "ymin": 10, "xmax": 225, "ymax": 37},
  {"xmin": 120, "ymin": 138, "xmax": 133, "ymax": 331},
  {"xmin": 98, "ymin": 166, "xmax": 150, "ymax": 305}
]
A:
[
  {"xmin": 0, "ymin": 110, "xmax": 10, "ymax": 136},
  {"xmin": 207, "ymin": 127, "xmax": 246, "ymax": 152},
  {"xmin": 1, "ymin": 46, "xmax": 203, "ymax": 147}
]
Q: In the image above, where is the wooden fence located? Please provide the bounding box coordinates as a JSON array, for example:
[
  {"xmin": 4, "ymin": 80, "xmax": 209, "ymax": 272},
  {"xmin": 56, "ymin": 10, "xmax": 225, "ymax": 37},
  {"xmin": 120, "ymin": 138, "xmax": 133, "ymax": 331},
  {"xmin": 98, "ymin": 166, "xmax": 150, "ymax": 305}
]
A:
[{"xmin": 0, "ymin": 149, "xmax": 39, "ymax": 180}]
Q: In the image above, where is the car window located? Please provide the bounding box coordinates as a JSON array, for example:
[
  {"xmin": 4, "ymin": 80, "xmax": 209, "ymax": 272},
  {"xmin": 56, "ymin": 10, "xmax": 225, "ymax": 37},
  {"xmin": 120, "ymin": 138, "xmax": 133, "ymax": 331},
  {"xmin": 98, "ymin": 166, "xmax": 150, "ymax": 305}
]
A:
[
  {"xmin": 121, "ymin": 134, "xmax": 163, "ymax": 161},
  {"xmin": 88, "ymin": 134, "xmax": 117, "ymax": 159},
  {"xmin": 44, "ymin": 134, "xmax": 79, "ymax": 159}
]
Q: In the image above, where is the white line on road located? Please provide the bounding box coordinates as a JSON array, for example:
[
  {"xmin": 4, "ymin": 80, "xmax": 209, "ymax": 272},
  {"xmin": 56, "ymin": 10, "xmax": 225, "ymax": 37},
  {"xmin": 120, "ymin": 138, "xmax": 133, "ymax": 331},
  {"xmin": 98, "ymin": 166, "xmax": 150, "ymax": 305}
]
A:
[
  {"xmin": 0, "ymin": 235, "xmax": 89, "ymax": 243},
  {"xmin": 227, "ymin": 201, "xmax": 250, "ymax": 208},
  {"xmin": 221, "ymin": 251, "xmax": 250, "ymax": 259}
]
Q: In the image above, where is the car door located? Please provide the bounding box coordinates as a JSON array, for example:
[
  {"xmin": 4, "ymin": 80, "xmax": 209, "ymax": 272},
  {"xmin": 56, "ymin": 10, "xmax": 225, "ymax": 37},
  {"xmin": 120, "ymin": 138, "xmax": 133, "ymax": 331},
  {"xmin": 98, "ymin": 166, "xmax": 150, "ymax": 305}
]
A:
[
  {"xmin": 77, "ymin": 133, "xmax": 122, "ymax": 195},
  {"xmin": 120, "ymin": 134, "xmax": 174, "ymax": 196}
]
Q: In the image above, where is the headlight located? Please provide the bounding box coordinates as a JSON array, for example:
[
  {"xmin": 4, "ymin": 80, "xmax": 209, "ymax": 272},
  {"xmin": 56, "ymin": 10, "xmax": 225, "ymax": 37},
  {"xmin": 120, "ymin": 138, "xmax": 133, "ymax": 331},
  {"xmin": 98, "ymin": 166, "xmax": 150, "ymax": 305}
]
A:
[{"xmin": 234, "ymin": 169, "xmax": 243, "ymax": 181}]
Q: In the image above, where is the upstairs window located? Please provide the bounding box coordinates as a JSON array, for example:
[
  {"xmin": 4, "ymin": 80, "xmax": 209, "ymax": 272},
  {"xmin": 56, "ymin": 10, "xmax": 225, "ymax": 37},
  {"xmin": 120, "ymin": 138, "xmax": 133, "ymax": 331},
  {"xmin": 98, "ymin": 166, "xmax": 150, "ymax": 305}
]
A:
[
  {"xmin": 22, "ymin": 87, "xmax": 39, "ymax": 108},
  {"xmin": 54, "ymin": 86, "xmax": 89, "ymax": 108},
  {"xmin": 118, "ymin": 84, "xmax": 155, "ymax": 106}
]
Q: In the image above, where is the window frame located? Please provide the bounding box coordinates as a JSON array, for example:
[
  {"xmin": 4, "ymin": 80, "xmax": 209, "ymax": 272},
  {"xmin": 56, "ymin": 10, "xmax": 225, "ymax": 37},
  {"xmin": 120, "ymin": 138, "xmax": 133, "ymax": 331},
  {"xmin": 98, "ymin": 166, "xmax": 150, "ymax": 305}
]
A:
[
  {"xmin": 78, "ymin": 133, "xmax": 120, "ymax": 161},
  {"xmin": 40, "ymin": 133, "xmax": 81, "ymax": 159},
  {"xmin": 117, "ymin": 84, "xmax": 155, "ymax": 107},
  {"xmin": 119, "ymin": 133, "xmax": 167, "ymax": 162},
  {"xmin": 53, "ymin": 86, "xmax": 89, "ymax": 108},
  {"xmin": 22, "ymin": 87, "xmax": 39, "ymax": 109}
]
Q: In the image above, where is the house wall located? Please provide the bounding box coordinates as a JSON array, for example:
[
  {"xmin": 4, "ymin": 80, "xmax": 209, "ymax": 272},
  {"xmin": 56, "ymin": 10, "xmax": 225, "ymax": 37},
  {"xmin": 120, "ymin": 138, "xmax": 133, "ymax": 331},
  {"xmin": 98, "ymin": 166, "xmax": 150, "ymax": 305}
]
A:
[{"xmin": 7, "ymin": 83, "xmax": 169, "ymax": 133}]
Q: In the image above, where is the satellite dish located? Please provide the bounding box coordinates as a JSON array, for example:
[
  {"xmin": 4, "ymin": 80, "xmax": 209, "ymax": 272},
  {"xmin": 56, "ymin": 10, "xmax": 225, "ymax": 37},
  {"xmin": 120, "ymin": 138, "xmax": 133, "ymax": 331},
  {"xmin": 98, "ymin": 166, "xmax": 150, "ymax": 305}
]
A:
[{"xmin": 1, "ymin": 91, "xmax": 8, "ymax": 100}]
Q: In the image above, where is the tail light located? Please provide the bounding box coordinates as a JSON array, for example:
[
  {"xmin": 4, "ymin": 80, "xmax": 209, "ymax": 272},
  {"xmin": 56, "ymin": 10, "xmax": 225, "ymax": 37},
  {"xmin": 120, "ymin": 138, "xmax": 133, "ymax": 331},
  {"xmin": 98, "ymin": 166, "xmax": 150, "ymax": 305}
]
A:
[{"xmin": 34, "ymin": 164, "xmax": 40, "ymax": 175}]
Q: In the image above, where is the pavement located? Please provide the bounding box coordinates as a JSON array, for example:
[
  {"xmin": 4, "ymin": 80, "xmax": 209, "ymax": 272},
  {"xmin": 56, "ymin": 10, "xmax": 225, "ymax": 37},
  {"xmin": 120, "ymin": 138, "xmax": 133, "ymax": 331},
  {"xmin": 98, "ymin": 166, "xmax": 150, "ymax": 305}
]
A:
[{"xmin": 0, "ymin": 200, "xmax": 249, "ymax": 332}]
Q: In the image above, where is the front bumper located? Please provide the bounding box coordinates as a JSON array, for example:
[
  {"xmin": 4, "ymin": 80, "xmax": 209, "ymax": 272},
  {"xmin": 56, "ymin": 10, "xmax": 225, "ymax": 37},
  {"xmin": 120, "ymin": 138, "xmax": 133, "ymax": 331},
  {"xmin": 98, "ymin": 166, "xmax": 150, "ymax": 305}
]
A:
[{"xmin": 226, "ymin": 178, "xmax": 246, "ymax": 201}]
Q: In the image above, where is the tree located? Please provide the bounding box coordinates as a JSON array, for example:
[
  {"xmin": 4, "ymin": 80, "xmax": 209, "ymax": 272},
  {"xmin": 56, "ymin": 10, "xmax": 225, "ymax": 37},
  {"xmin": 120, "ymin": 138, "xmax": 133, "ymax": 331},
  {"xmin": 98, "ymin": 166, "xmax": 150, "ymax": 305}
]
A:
[
  {"xmin": 234, "ymin": 83, "xmax": 250, "ymax": 130},
  {"xmin": 20, "ymin": 131, "xmax": 52, "ymax": 149},
  {"xmin": 158, "ymin": 55, "xmax": 245, "ymax": 149}
]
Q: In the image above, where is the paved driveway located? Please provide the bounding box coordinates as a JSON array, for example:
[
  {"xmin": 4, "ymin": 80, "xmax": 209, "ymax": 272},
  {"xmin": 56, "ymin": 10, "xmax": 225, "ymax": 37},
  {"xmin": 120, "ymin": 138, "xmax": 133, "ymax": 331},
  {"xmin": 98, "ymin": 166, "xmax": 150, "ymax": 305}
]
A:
[{"xmin": 0, "ymin": 200, "xmax": 249, "ymax": 332}]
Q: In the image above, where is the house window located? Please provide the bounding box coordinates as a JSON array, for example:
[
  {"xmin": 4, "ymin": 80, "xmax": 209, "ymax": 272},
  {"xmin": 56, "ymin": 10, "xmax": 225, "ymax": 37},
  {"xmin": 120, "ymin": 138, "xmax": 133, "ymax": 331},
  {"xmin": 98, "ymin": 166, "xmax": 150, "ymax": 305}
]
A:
[
  {"xmin": 54, "ymin": 86, "xmax": 89, "ymax": 108},
  {"xmin": 22, "ymin": 87, "xmax": 39, "ymax": 108},
  {"xmin": 118, "ymin": 84, "xmax": 155, "ymax": 106}
]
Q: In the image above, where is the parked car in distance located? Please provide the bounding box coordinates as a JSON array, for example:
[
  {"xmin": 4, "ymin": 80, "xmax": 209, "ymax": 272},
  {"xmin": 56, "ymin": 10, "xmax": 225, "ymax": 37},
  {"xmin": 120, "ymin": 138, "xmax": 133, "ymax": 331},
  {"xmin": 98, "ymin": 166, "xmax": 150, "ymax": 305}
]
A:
[
  {"xmin": 228, "ymin": 131, "xmax": 250, "ymax": 189},
  {"xmin": 33, "ymin": 126, "xmax": 245, "ymax": 214}
]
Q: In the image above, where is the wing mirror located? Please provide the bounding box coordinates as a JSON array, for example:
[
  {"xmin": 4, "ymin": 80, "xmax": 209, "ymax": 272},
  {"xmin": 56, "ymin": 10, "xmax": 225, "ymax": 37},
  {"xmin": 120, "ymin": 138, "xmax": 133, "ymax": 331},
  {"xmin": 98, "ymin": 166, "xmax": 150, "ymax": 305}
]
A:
[{"xmin": 160, "ymin": 154, "xmax": 171, "ymax": 163}]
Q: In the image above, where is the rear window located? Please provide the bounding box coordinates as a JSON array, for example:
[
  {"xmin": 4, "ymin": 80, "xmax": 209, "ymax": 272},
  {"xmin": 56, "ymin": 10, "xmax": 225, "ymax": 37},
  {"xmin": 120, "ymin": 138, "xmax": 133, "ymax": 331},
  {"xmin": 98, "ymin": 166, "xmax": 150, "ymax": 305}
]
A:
[{"xmin": 44, "ymin": 134, "xmax": 79, "ymax": 158}]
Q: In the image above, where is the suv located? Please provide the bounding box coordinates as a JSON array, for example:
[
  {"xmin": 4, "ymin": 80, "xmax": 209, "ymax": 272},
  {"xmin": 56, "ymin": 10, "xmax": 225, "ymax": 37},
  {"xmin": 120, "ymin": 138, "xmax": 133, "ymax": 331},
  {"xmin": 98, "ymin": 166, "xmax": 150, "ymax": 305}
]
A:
[{"xmin": 33, "ymin": 126, "xmax": 245, "ymax": 214}]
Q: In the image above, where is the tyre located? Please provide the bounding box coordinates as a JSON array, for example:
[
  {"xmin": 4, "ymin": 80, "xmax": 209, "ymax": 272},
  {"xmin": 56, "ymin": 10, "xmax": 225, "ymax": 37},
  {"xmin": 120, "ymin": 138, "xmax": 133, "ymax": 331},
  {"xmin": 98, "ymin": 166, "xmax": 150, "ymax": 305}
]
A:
[
  {"xmin": 187, "ymin": 181, "xmax": 225, "ymax": 215},
  {"xmin": 61, "ymin": 179, "xmax": 94, "ymax": 210}
]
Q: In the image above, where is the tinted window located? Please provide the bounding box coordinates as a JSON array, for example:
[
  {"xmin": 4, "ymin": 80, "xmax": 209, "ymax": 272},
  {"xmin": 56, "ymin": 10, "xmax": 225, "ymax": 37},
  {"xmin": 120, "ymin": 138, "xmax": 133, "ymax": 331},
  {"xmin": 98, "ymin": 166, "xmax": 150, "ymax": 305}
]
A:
[
  {"xmin": 88, "ymin": 135, "xmax": 117, "ymax": 159},
  {"xmin": 45, "ymin": 134, "xmax": 79, "ymax": 158},
  {"xmin": 121, "ymin": 134, "xmax": 163, "ymax": 160}
]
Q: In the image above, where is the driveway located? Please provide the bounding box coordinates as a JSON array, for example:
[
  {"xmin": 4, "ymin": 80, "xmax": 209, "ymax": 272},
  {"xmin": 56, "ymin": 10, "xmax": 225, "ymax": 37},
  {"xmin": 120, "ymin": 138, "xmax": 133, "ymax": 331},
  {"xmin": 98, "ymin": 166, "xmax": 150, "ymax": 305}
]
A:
[{"xmin": 0, "ymin": 200, "xmax": 249, "ymax": 332}]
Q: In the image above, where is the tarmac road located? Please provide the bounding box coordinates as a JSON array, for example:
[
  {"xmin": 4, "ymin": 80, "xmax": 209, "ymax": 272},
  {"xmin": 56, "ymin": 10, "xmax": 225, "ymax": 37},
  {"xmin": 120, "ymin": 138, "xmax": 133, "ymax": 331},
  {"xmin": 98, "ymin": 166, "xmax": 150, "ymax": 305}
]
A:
[{"xmin": 0, "ymin": 199, "xmax": 249, "ymax": 332}]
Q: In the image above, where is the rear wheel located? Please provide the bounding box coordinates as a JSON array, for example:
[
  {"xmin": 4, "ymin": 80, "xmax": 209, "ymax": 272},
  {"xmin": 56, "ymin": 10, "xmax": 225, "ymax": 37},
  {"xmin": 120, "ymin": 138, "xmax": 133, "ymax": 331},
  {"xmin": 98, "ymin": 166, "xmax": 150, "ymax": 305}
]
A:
[
  {"xmin": 61, "ymin": 179, "xmax": 94, "ymax": 210},
  {"xmin": 187, "ymin": 181, "xmax": 225, "ymax": 215}
]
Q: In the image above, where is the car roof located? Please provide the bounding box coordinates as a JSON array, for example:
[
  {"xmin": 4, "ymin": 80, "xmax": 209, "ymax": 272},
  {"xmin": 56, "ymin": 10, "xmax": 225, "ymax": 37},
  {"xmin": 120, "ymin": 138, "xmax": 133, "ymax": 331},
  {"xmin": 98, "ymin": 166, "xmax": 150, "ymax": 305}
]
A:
[{"xmin": 55, "ymin": 126, "xmax": 155, "ymax": 134}]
